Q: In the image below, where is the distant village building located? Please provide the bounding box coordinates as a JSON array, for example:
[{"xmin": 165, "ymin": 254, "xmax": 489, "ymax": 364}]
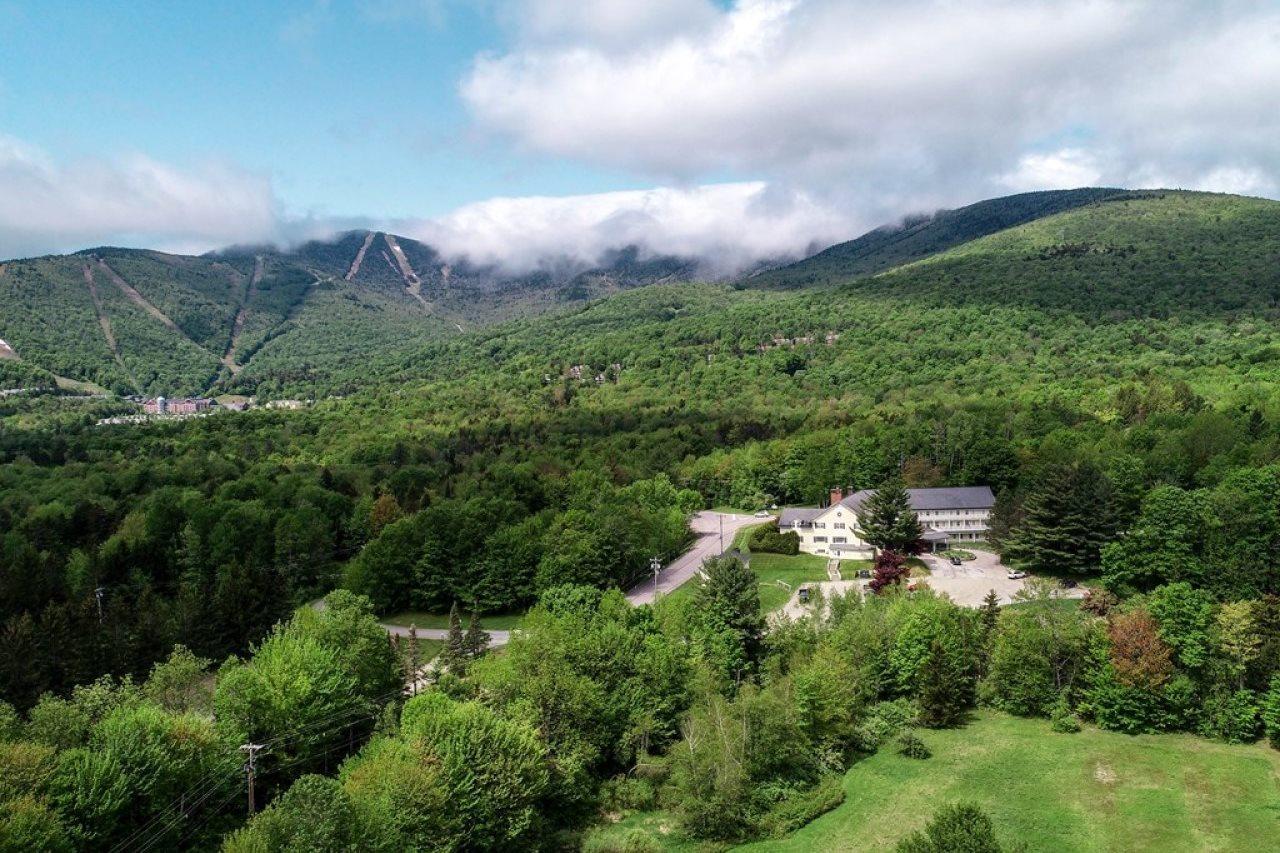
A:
[
  {"xmin": 265, "ymin": 399, "xmax": 305, "ymax": 410},
  {"xmin": 141, "ymin": 396, "xmax": 213, "ymax": 416},
  {"xmin": 779, "ymin": 486, "xmax": 996, "ymax": 559}
]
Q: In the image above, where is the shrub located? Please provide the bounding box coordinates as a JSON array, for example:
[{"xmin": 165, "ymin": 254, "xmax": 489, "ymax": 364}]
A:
[
  {"xmin": 0, "ymin": 795, "xmax": 73, "ymax": 853},
  {"xmin": 755, "ymin": 773, "xmax": 846, "ymax": 837},
  {"xmin": 897, "ymin": 731, "xmax": 931, "ymax": 759},
  {"xmin": 1049, "ymin": 694, "xmax": 1081, "ymax": 733},
  {"xmin": 853, "ymin": 700, "xmax": 919, "ymax": 752},
  {"xmin": 581, "ymin": 827, "xmax": 663, "ymax": 853},
  {"xmin": 1264, "ymin": 676, "xmax": 1280, "ymax": 749},
  {"xmin": 748, "ymin": 524, "xmax": 800, "ymax": 555},
  {"xmin": 0, "ymin": 741, "xmax": 58, "ymax": 801},
  {"xmin": 1198, "ymin": 690, "xmax": 1260, "ymax": 744},
  {"xmin": 896, "ymin": 802, "xmax": 1004, "ymax": 852},
  {"xmin": 599, "ymin": 775, "xmax": 658, "ymax": 813}
]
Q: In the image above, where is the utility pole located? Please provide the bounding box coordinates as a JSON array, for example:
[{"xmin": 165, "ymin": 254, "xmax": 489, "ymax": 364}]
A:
[
  {"xmin": 94, "ymin": 587, "xmax": 106, "ymax": 623},
  {"xmin": 240, "ymin": 743, "xmax": 265, "ymax": 817},
  {"xmin": 650, "ymin": 556, "xmax": 661, "ymax": 600}
]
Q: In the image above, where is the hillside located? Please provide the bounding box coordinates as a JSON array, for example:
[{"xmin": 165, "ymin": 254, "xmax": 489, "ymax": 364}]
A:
[
  {"xmin": 749, "ymin": 187, "xmax": 1130, "ymax": 289},
  {"xmin": 6, "ymin": 190, "xmax": 1280, "ymax": 851},
  {"xmin": 0, "ymin": 232, "xmax": 702, "ymax": 396}
]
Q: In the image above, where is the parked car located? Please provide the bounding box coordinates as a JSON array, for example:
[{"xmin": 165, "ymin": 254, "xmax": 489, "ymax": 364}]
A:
[
  {"xmin": 949, "ymin": 555, "xmax": 962, "ymax": 566},
  {"xmin": 857, "ymin": 569, "xmax": 871, "ymax": 579},
  {"xmin": 1006, "ymin": 570, "xmax": 1027, "ymax": 580},
  {"xmin": 753, "ymin": 510, "xmax": 771, "ymax": 518}
]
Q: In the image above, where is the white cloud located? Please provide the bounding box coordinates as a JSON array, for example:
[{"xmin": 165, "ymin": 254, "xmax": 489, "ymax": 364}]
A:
[
  {"xmin": 0, "ymin": 134, "xmax": 281, "ymax": 259},
  {"xmin": 1000, "ymin": 149, "xmax": 1104, "ymax": 193},
  {"xmin": 501, "ymin": 0, "xmax": 721, "ymax": 47},
  {"xmin": 408, "ymin": 181, "xmax": 851, "ymax": 273},
  {"xmin": 463, "ymin": 0, "xmax": 1280, "ymax": 224}
]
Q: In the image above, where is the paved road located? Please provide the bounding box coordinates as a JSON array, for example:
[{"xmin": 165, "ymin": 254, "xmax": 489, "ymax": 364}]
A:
[
  {"xmin": 625, "ymin": 511, "xmax": 764, "ymax": 606},
  {"xmin": 382, "ymin": 624, "xmax": 513, "ymax": 645},
  {"xmin": 328, "ymin": 511, "xmax": 761, "ymax": 649}
]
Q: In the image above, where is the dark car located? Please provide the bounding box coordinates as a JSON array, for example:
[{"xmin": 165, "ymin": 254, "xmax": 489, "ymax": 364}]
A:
[
  {"xmin": 857, "ymin": 569, "xmax": 871, "ymax": 579},
  {"xmin": 949, "ymin": 556, "xmax": 962, "ymax": 566}
]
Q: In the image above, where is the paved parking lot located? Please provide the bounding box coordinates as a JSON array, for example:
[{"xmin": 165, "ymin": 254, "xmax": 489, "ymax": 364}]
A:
[
  {"xmin": 916, "ymin": 549, "xmax": 1036, "ymax": 606},
  {"xmin": 777, "ymin": 548, "xmax": 1084, "ymax": 620}
]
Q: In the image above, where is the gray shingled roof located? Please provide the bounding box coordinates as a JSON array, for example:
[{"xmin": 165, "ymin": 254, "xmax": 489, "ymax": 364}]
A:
[
  {"xmin": 840, "ymin": 486, "xmax": 994, "ymax": 512},
  {"xmin": 778, "ymin": 507, "xmax": 824, "ymax": 527}
]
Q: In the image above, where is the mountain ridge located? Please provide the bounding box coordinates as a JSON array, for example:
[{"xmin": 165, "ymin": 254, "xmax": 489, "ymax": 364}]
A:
[{"xmin": 6, "ymin": 188, "xmax": 1273, "ymax": 399}]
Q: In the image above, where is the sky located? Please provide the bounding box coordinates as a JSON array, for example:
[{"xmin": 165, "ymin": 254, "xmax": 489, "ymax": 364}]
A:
[{"xmin": 1, "ymin": 0, "xmax": 1278, "ymax": 268}]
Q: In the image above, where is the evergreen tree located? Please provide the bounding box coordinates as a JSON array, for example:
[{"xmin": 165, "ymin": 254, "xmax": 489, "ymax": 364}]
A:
[
  {"xmin": 694, "ymin": 555, "xmax": 765, "ymax": 673},
  {"xmin": 1004, "ymin": 460, "xmax": 1117, "ymax": 576},
  {"xmin": 462, "ymin": 613, "xmax": 490, "ymax": 660},
  {"xmin": 859, "ymin": 480, "xmax": 924, "ymax": 553},
  {"xmin": 440, "ymin": 603, "xmax": 467, "ymax": 675},
  {"xmin": 918, "ymin": 637, "xmax": 968, "ymax": 727},
  {"xmin": 407, "ymin": 624, "xmax": 420, "ymax": 686},
  {"xmin": 981, "ymin": 590, "xmax": 1001, "ymax": 635}
]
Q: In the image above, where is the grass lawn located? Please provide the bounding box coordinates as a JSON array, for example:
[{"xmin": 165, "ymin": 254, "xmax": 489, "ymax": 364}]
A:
[
  {"xmin": 392, "ymin": 637, "xmax": 444, "ymax": 670},
  {"xmin": 752, "ymin": 553, "xmax": 833, "ymax": 612},
  {"xmin": 733, "ymin": 520, "xmax": 775, "ymax": 551},
  {"xmin": 659, "ymin": 552, "xmax": 831, "ymax": 613},
  {"xmin": 379, "ymin": 610, "xmax": 525, "ymax": 631},
  {"xmin": 738, "ymin": 711, "xmax": 1280, "ymax": 852}
]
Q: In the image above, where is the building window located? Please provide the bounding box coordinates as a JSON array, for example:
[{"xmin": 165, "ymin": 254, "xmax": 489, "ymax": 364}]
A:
[
  {"xmin": 814, "ymin": 536, "xmax": 827, "ymax": 543},
  {"xmin": 833, "ymin": 537, "xmax": 847, "ymax": 544},
  {"xmin": 815, "ymin": 522, "xmax": 826, "ymax": 529},
  {"xmin": 834, "ymin": 522, "xmax": 845, "ymax": 529}
]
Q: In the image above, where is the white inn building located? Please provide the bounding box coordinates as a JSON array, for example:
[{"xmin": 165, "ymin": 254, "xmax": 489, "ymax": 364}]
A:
[{"xmin": 777, "ymin": 486, "xmax": 996, "ymax": 560}]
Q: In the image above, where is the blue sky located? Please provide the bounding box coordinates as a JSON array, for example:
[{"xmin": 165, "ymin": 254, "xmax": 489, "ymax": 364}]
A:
[
  {"xmin": 0, "ymin": 1, "xmax": 1276, "ymax": 266},
  {"xmin": 0, "ymin": 1, "xmax": 648, "ymax": 219}
]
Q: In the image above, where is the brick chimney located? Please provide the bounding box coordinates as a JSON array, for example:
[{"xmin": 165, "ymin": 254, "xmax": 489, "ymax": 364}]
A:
[{"xmin": 829, "ymin": 486, "xmax": 844, "ymax": 507}]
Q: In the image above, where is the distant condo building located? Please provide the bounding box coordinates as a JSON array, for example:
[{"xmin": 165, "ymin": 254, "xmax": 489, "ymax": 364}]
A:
[{"xmin": 142, "ymin": 396, "xmax": 213, "ymax": 416}]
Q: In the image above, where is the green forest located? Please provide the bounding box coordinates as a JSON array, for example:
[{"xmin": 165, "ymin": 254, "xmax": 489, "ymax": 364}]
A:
[{"xmin": 3, "ymin": 190, "xmax": 1280, "ymax": 849}]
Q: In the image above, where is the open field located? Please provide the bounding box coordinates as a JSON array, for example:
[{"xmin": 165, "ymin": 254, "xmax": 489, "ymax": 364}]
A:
[
  {"xmin": 589, "ymin": 711, "xmax": 1280, "ymax": 852},
  {"xmin": 739, "ymin": 711, "xmax": 1280, "ymax": 852}
]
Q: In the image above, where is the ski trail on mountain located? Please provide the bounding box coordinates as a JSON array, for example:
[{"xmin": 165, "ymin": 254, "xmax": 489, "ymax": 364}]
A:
[
  {"xmin": 221, "ymin": 255, "xmax": 263, "ymax": 374},
  {"xmin": 382, "ymin": 234, "xmax": 431, "ymax": 309},
  {"xmin": 97, "ymin": 258, "xmax": 220, "ymax": 359},
  {"xmin": 83, "ymin": 263, "xmax": 139, "ymax": 392},
  {"xmin": 345, "ymin": 232, "xmax": 375, "ymax": 281}
]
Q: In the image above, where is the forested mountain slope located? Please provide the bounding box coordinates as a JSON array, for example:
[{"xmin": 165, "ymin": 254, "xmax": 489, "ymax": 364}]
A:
[
  {"xmin": 749, "ymin": 187, "xmax": 1129, "ymax": 289},
  {"xmin": 0, "ymin": 232, "xmax": 702, "ymax": 397}
]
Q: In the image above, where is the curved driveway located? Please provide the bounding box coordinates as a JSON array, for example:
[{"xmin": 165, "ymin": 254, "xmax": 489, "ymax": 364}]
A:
[{"xmin": 625, "ymin": 511, "xmax": 763, "ymax": 606}]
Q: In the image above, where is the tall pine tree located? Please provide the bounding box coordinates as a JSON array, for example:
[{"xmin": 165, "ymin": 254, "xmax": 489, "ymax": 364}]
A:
[
  {"xmin": 858, "ymin": 480, "xmax": 924, "ymax": 554},
  {"xmin": 462, "ymin": 613, "xmax": 490, "ymax": 660},
  {"xmin": 440, "ymin": 602, "xmax": 467, "ymax": 675},
  {"xmin": 694, "ymin": 555, "xmax": 765, "ymax": 673},
  {"xmin": 1004, "ymin": 461, "xmax": 1117, "ymax": 576}
]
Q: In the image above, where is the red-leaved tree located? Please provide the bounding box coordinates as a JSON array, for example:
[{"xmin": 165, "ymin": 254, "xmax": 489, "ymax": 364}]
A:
[{"xmin": 868, "ymin": 549, "xmax": 910, "ymax": 593}]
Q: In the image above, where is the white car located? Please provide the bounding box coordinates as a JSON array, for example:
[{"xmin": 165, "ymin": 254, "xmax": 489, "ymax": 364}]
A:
[
  {"xmin": 1006, "ymin": 570, "xmax": 1027, "ymax": 580},
  {"xmin": 754, "ymin": 510, "xmax": 771, "ymax": 518}
]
